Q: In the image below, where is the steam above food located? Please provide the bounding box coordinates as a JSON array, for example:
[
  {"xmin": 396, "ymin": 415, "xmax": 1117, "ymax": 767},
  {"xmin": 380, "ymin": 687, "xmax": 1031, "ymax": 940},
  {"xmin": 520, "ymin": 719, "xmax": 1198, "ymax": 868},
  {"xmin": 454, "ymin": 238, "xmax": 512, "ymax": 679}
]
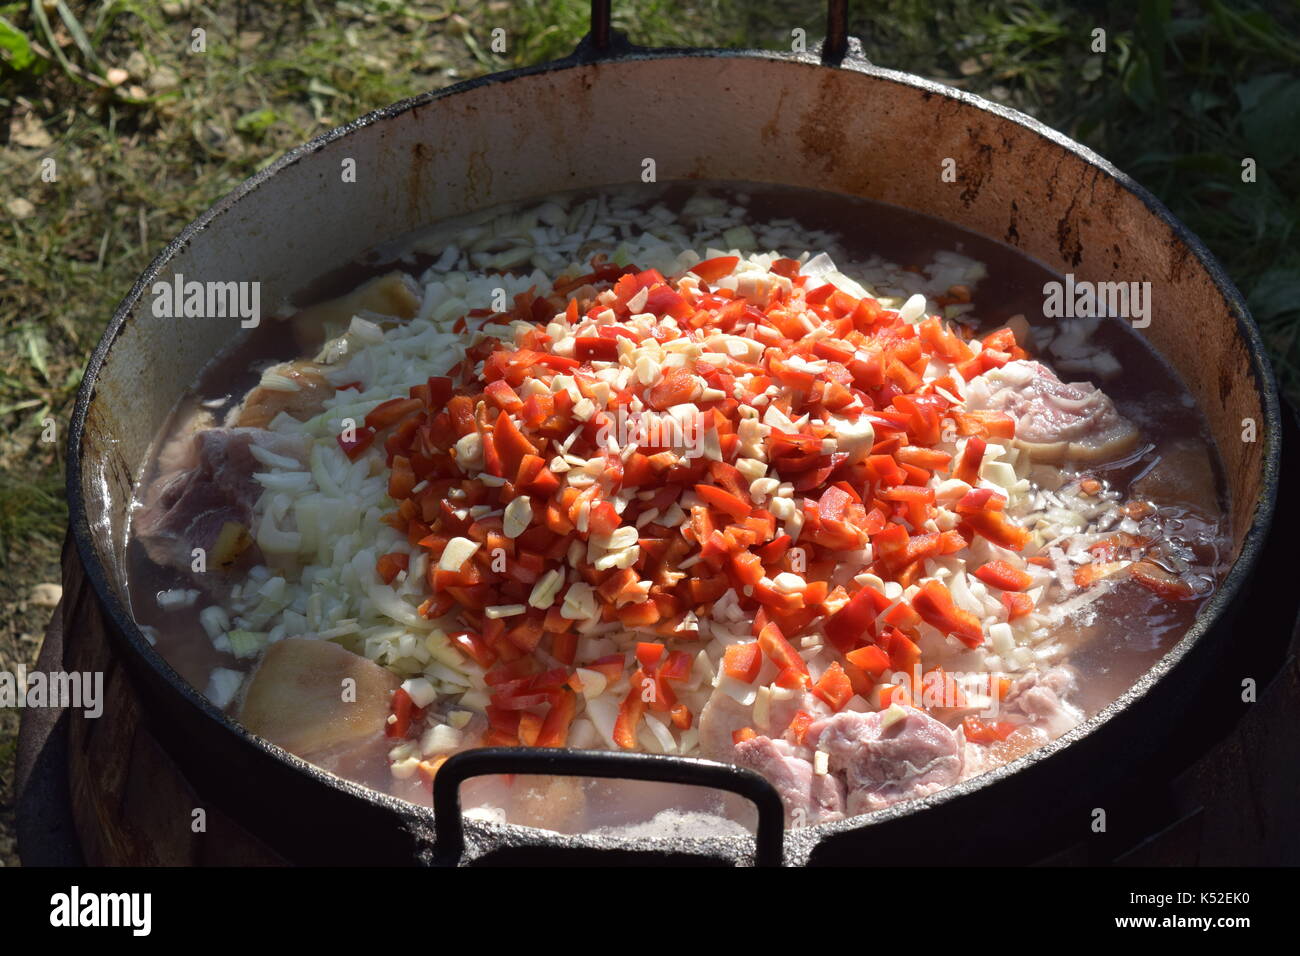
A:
[{"xmin": 128, "ymin": 186, "xmax": 1227, "ymax": 832}]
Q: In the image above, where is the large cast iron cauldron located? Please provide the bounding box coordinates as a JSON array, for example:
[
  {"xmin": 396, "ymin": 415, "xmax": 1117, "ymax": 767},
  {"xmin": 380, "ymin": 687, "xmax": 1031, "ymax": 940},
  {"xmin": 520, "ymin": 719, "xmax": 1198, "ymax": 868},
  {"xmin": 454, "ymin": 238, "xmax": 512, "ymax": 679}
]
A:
[{"xmin": 48, "ymin": 1, "xmax": 1281, "ymax": 865}]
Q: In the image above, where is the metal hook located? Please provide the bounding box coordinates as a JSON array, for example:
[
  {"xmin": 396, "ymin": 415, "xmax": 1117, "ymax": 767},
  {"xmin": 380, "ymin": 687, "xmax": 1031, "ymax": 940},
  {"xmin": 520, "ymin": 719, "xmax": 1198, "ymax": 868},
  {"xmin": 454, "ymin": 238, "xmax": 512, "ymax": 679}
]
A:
[
  {"xmin": 823, "ymin": 0, "xmax": 850, "ymax": 65},
  {"xmin": 591, "ymin": 0, "xmax": 612, "ymax": 54},
  {"xmin": 586, "ymin": 0, "xmax": 853, "ymax": 65}
]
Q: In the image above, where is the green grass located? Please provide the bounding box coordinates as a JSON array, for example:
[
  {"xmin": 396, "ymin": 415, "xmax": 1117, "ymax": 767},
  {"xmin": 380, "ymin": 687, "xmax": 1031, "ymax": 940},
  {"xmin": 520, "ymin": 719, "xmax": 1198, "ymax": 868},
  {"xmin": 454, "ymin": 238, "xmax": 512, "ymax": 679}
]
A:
[{"xmin": 0, "ymin": 472, "xmax": 64, "ymax": 567}]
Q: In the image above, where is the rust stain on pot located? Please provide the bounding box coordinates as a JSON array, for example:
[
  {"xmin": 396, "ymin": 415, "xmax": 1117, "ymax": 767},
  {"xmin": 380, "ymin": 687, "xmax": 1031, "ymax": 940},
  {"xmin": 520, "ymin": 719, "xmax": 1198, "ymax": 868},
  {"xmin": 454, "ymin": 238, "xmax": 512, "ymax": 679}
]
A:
[
  {"xmin": 1005, "ymin": 198, "xmax": 1021, "ymax": 246},
  {"xmin": 760, "ymin": 87, "xmax": 789, "ymax": 147},
  {"xmin": 933, "ymin": 95, "xmax": 963, "ymax": 126},
  {"xmin": 957, "ymin": 132, "xmax": 993, "ymax": 208},
  {"xmin": 795, "ymin": 73, "xmax": 848, "ymax": 175},
  {"xmin": 464, "ymin": 147, "xmax": 494, "ymax": 206},
  {"xmin": 1167, "ymin": 241, "xmax": 1193, "ymax": 285},
  {"xmin": 1217, "ymin": 356, "xmax": 1237, "ymax": 406},
  {"xmin": 1043, "ymin": 151, "xmax": 1070, "ymax": 204},
  {"xmin": 1055, "ymin": 210, "xmax": 1082, "ymax": 267},
  {"xmin": 408, "ymin": 141, "xmax": 433, "ymax": 213},
  {"xmin": 1093, "ymin": 169, "xmax": 1123, "ymax": 228},
  {"xmin": 1055, "ymin": 174, "xmax": 1086, "ymax": 268}
]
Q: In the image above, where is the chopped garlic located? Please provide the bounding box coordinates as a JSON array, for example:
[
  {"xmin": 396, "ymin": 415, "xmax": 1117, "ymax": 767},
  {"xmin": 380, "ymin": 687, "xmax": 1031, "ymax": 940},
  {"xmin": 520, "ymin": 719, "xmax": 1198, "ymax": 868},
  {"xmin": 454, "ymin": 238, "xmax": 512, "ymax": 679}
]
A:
[
  {"xmin": 439, "ymin": 536, "xmax": 480, "ymax": 572},
  {"xmin": 503, "ymin": 496, "xmax": 533, "ymax": 538}
]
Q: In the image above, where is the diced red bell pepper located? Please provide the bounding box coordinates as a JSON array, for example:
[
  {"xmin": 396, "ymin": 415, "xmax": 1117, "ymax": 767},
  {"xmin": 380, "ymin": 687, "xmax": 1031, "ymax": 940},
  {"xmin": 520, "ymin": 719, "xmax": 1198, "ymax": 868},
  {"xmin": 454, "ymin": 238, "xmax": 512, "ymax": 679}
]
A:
[
  {"xmin": 644, "ymin": 284, "xmax": 694, "ymax": 320},
  {"xmin": 912, "ymin": 580, "xmax": 984, "ymax": 648},
  {"xmin": 953, "ymin": 410, "xmax": 1016, "ymax": 440},
  {"xmin": 517, "ymin": 711, "xmax": 543, "ymax": 747},
  {"xmin": 450, "ymin": 631, "xmax": 497, "ymax": 669},
  {"xmin": 962, "ymin": 715, "xmax": 1019, "ymax": 744},
  {"xmin": 688, "ymin": 576, "xmax": 730, "ymax": 605},
  {"xmin": 388, "ymin": 455, "xmax": 416, "ymax": 500},
  {"xmin": 337, "ymin": 425, "xmax": 376, "ymax": 460},
  {"xmin": 804, "ymin": 282, "xmax": 836, "ymax": 306},
  {"xmin": 812, "ymin": 661, "xmax": 854, "ymax": 711},
  {"xmin": 823, "ymin": 585, "xmax": 888, "ymax": 651},
  {"xmin": 658, "ymin": 651, "xmax": 693, "ymax": 682},
  {"xmin": 845, "ymin": 643, "xmax": 891, "ymax": 677},
  {"xmin": 484, "ymin": 379, "xmax": 524, "ymax": 414},
  {"xmin": 962, "ymin": 510, "xmax": 1030, "ymax": 551},
  {"xmin": 918, "ymin": 316, "xmax": 975, "ymax": 363},
  {"xmin": 365, "ymin": 397, "xmax": 424, "ymax": 431},
  {"xmin": 974, "ymin": 560, "xmax": 1033, "ymax": 591},
  {"xmin": 953, "ymin": 436, "xmax": 986, "ymax": 485},
  {"xmin": 584, "ymin": 654, "xmax": 625, "ymax": 683},
  {"xmin": 670, "ymin": 704, "xmax": 693, "ymax": 730},
  {"xmin": 722, "ymin": 642, "xmax": 763, "ymax": 683},
  {"xmin": 876, "ymin": 682, "xmax": 912, "ymax": 708},
  {"xmin": 920, "ymin": 667, "xmax": 968, "ymax": 709},
  {"xmin": 575, "ymin": 336, "xmax": 621, "ymax": 362},
  {"xmin": 692, "ymin": 255, "xmax": 740, "ymax": 283},
  {"xmin": 536, "ymin": 688, "xmax": 578, "ymax": 747},
  {"xmin": 613, "ymin": 684, "xmax": 646, "ymax": 749},
  {"xmin": 757, "ymin": 621, "xmax": 808, "ymax": 681},
  {"xmin": 584, "ymin": 499, "xmax": 618, "ymax": 536},
  {"xmin": 695, "ymin": 483, "xmax": 751, "ymax": 522},
  {"xmin": 772, "ymin": 666, "xmax": 808, "ymax": 689},
  {"xmin": 385, "ymin": 687, "xmax": 414, "ymax": 738},
  {"xmin": 882, "ymin": 627, "xmax": 921, "ymax": 675},
  {"xmin": 895, "ymin": 445, "xmax": 953, "ymax": 471},
  {"xmin": 617, "ymin": 599, "xmax": 662, "ymax": 627},
  {"xmin": 770, "ymin": 355, "xmax": 817, "ymax": 391},
  {"xmin": 788, "ymin": 710, "xmax": 815, "ymax": 745},
  {"xmin": 768, "ymin": 257, "xmax": 801, "ymax": 279},
  {"xmin": 376, "ymin": 551, "xmax": 409, "ymax": 585},
  {"xmin": 730, "ymin": 551, "xmax": 765, "ymax": 588},
  {"xmin": 550, "ymin": 631, "xmax": 578, "ymax": 666},
  {"xmin": 645, "ymin": 367, "xmax": 697, "ymax": 410},
  {"xmin": 1001, "ymin": 590, "xmax": 1034, "ymax": 620},
  {"xmin": 750, "ymin": 578, "xmax": 804, "ymax": 614},
  {"xmin": 493, "ymin": 411, "xmax": 537, "ymax": 479},
  {"xmin": 426, "ymin": 376, "xmax": 453, "ymax": 407},
  {"xmin": 635, "ymin": 642, "xmax": 666, "ymax": 670},
  {"xmin": 515, "ymin": 454, "xmax": 560, "ymax": 497}
]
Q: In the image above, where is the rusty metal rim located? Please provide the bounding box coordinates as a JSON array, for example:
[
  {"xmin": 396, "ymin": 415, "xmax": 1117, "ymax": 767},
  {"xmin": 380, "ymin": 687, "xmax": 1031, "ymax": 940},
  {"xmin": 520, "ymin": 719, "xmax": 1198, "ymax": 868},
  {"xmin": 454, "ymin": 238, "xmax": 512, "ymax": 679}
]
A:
[{"xmin": 66, "ymin": 45, "xmax": 1281, "ymax": 865}]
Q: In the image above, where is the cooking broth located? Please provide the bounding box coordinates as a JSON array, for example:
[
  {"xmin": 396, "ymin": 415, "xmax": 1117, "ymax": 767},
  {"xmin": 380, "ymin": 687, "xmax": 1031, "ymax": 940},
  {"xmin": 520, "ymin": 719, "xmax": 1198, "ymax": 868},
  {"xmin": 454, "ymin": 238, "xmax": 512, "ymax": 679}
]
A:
[{"xmin": 126, "ymin": 182, "xmax": 1229, "ymax": 831}]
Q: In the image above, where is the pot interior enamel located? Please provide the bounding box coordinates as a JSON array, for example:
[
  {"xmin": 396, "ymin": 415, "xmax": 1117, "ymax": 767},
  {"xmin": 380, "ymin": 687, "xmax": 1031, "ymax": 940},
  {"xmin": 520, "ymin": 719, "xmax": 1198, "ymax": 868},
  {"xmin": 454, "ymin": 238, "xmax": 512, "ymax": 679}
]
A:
[{"xmin": 70, "ymin": 51, "xmax": 1279, "ymax": 864}]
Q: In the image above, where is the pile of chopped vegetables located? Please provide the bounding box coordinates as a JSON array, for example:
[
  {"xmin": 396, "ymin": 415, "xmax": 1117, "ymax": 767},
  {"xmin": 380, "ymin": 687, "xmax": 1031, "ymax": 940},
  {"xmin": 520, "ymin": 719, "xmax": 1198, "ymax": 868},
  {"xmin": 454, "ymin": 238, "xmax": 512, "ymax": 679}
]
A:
[
  {"xmin": 337, "ymin": 247, "xmax": 1120, "ymax": 783},
  {"xmin": 131, "ymin": 189, "xmax": 1225, "ymax": 826}
]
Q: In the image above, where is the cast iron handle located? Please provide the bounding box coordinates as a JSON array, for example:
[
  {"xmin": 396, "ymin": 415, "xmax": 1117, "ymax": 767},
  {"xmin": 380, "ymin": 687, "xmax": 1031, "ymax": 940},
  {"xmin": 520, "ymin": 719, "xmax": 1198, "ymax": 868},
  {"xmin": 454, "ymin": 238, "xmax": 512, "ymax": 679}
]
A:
[
  {"xmin": 433, "ymin": 746, "xmax": 786, "ymax": 866},
  {"xmin": 586, "ymin": 0, "xmax": 852, "ymax": 65}
]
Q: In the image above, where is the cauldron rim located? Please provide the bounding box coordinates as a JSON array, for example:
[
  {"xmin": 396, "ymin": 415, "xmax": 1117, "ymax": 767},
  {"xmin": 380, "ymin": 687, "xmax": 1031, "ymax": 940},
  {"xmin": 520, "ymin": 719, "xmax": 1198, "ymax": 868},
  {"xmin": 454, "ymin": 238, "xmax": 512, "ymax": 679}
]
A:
[{"xmin": 65, "ymin": 46, "xmax": 1282, "ymax": 865}]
